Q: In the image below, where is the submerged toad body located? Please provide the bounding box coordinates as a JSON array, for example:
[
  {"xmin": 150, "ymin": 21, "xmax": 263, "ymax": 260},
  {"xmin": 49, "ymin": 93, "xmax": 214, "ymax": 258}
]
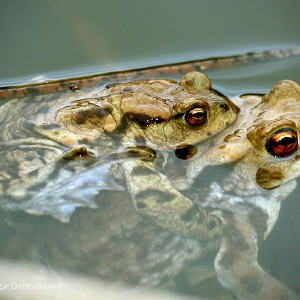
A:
[
  {"xmin": 185, "ymin": 80, "xmax": 300, "ymax": 299},
  {"xmin": 0, "ymin": 71, "xmax": 239, "ymax": 238}
]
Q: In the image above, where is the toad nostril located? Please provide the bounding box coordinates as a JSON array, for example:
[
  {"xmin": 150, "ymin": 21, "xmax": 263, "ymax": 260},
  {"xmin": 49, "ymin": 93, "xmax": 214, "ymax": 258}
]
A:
[{"xmin": 219, "ymin": 102, "xmax": 229, "ymax": 110}]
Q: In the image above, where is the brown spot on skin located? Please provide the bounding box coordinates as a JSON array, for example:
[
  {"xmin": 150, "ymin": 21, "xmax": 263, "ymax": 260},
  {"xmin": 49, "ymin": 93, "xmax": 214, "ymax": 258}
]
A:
[
  {"xmin": 256, "ymin": 168, "xmax": 283, "ymax": 190},
  {"xmin": 223, "ymin": 134, "xmax": 232, "ymax": 143},
  {"xmin": 121, "ymin": 93, "xmax": 171, "ymax": 123},
  {"xmin": 126, "ymin": 113, "xmax": 164, "ymax": 127},
  {"xmin": 62, "ymin": 147, "xmax": 94, "ymax": 160},
  {"xmin": 246, "ymin": 203, "xmax": 269, "ymax": 243},
  {"xmin": 52, "ymin": 130, "xmax": 60, "ymax": 135},
  {"xmin": 258, "ymin": 111, "xmax": 267, "ymax": 117},
  {"xmin": 122, "ymin": 87, "xmax": 133, "ymax": 92},
  {"xmin": 125, "ymin": 146, "xmax": 157, "ymax": 160},
  {"xmin": 181, "ymin": 205, "xmax": 200, "ymax": 222},
  {"xmin": 175, "ymin": 145, "xmax": 197, "ymax": 160},
  {"xmin": 223, "ymin": 129, "xmax": 241, "ymax": 142},
  {"xmin": 135, "ymin": 189, "xmax": 176, "ymax": 203},
  {"xmin": 71, "ymin": 106, "xmax": 111, "ymax": 126},
  {"xmin": 73, "ymin": 111, "xmax": 86, "ymax": 124}
]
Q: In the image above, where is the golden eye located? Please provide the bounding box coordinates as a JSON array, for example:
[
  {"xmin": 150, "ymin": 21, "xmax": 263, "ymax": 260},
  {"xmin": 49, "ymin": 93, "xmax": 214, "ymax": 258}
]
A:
[
  {"xmin": 265, "ymin": 128, "xmax": 298, "ymax": 157},
  {"xmin": 184, "ymin": 106, "xmax": 207, "ymax": 126}
]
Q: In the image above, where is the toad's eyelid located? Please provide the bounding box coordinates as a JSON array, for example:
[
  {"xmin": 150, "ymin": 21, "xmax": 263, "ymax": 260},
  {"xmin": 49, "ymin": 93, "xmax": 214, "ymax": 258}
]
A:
[{"xmin": 172, "ymin": 104, "xmax": 207, "ymax": 120}]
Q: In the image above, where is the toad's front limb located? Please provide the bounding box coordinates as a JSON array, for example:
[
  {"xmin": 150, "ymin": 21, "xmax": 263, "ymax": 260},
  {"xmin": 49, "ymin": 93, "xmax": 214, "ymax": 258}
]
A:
[{"xmin": 122, "ymin": 158, "xmax": 223, "ymax": 240}]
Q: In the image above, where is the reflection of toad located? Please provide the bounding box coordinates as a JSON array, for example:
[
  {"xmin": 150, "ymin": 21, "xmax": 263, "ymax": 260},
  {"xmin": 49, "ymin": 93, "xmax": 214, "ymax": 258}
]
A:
[{"xmin": 1, "ymin": 190, "xmax": 218, "ymax": 286}]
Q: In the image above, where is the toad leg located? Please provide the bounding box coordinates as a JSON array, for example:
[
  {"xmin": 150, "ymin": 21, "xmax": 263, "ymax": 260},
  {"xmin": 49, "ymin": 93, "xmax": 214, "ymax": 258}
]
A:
[{"xmin": 122, "ymin": 159, "xmax": 222, "ymax": 240}]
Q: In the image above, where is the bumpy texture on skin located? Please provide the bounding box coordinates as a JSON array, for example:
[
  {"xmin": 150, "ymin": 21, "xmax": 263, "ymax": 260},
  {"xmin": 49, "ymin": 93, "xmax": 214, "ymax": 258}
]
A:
[
  {"xmin": 186, "ymin": 80, "xmax": 300, "ymax": 299},
  {"xmin": 1, "ymin": 51, "xmax": 300, "ymax": 299},
  {"xmin": 0, "ymin": 72, "xmax": 238, "ymax": 240}
]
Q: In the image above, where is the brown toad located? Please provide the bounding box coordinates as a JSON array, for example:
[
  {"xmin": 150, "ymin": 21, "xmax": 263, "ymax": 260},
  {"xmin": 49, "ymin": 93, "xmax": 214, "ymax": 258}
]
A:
[
  {"xmin": 186, "ymin": 80, "xmax": 300, "ymax": 299},
  {"xmin": 0, "ymin": 71, "xmax": 239, "ymax": 239}
]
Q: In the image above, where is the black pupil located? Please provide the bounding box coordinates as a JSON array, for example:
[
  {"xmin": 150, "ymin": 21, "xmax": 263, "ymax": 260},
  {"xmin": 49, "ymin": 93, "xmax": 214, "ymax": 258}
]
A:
[
  {"xmin": 192, "ymin": 111, "xmax": 205, "ymax": 118},
  {"xmin": 185, "ymin": 106, "xmax": 207, "ymax": 126},
  {"xmin": 266, "ymin": 127, "xmax": 298, "ymax": 157},
  {"xmin": 280, "ymin": 136, "xmax": 293, "ymax": 146}
]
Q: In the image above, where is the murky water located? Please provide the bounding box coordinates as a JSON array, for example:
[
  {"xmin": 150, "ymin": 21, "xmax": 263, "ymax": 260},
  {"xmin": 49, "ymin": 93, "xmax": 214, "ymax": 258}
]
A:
[{"xmin": 0, "ymin": 0, "xmax": 300, "ymax": 299}]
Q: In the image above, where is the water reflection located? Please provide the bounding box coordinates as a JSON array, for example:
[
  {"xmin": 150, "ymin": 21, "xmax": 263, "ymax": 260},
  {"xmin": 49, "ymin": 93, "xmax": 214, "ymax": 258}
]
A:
[{"xmin": 0, "ymin": 53, "xmax": 300, "ymax": 299}]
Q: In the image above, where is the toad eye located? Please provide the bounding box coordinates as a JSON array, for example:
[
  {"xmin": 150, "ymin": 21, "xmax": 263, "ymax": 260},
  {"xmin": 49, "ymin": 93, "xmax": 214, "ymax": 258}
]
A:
[
  {"xmin": 265, "ymin": 128, "xmax": 298, "ymax": 157},
  {"xmin": 184, "ymin": 106, "xmax": 207, "ymax": 126}
]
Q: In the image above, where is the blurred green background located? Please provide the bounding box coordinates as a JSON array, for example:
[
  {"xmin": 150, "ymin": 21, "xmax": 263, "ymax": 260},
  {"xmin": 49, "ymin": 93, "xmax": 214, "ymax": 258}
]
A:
[{"xmin": 0, "ymin": 0, "xmax": 299, "ymax": 82}]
